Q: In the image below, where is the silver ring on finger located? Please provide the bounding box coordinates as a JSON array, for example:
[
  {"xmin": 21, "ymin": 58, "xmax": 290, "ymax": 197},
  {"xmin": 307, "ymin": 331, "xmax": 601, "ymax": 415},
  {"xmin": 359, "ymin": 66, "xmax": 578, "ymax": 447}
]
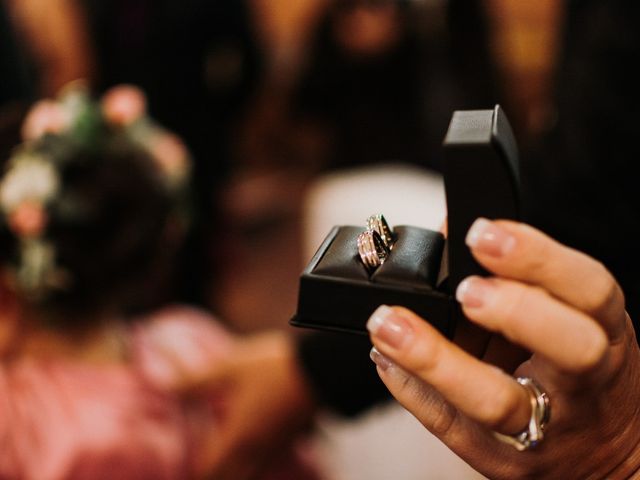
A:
[{"xmin": 493, "ymin": 377, "xmax": 551, "ymax": 451}]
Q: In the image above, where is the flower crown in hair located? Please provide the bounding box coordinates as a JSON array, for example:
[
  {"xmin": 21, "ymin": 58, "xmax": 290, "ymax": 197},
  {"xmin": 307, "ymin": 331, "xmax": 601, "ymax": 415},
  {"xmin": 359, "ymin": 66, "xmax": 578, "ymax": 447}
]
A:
[{"xmin": 0, "ymin": 83, "xmax": 191, "ymax": 300}]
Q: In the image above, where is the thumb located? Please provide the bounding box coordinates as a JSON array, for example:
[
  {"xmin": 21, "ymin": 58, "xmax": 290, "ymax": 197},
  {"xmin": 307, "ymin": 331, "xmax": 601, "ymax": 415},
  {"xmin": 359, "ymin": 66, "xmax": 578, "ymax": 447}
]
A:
[{"xmin": 372, "ymin": 348, "xmax": 512, "ymax": 470}]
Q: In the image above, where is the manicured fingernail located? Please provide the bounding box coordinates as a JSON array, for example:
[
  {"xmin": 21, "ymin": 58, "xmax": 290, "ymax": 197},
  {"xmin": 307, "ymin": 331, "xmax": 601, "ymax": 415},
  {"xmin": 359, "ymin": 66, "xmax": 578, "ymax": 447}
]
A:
[
  {"xmin": 465, "ymin": 218, "xmax": 516, "ymax": 258},
  {"xmin": 456, "ymin": 276, "xmax": 493, "ymax": 308},
  {"xmin": 367, "ymin": 305, "xmax": 413, "ymax": 349},
  {"xmin": 370, "ymin": 347, "xmax": 393, "ymax": 371}
]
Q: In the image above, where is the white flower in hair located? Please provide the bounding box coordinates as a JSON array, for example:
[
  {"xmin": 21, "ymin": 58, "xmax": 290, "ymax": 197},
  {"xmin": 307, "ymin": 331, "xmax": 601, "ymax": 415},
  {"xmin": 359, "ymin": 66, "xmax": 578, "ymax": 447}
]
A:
[{"xmin": 0, "ymin": 153, "xmax": 60, "ymax": 214}]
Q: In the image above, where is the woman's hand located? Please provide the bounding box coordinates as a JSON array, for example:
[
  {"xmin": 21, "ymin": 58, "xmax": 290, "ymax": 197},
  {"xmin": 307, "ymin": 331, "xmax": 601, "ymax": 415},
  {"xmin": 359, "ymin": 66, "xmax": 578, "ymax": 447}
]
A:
[{"xmin": 368, "ymin": 218, "xmax": 640, "ymax": 479}]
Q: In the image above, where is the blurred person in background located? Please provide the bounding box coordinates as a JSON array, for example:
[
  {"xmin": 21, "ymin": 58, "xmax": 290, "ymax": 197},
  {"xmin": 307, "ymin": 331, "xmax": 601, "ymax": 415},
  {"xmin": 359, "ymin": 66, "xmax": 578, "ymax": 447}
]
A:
[
  {"xmin": 4, "ymin": 0, "xmax": 266, "ymax": 310},
  {"xmin": 0, "ymin": 86, "xmax": 319, "ymax": 480},
  {"xmin": 290, "ymin": 0, "xmax": 495, "ymax": 172},
  {"xmin": 238, "ymin": 0, "xmax": 497, "ymax": 176},
  {"xmin": 521, "ymin": 0, "xmax": 640, "ymax": 320}
]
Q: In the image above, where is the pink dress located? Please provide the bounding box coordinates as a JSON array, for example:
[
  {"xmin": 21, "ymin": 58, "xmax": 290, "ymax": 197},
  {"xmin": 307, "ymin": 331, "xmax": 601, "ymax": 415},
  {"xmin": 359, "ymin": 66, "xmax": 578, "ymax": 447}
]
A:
[{"xmin": 0, "ymin": 306, "xmax": 317, "ymax": 480}]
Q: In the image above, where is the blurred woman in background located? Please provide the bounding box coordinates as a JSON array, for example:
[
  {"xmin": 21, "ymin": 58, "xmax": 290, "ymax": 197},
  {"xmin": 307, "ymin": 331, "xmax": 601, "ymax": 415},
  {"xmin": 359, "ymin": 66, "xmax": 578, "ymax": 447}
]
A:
[{"xmin": 0, "ymin": 86, "xmax": 318, "ymax": 480}]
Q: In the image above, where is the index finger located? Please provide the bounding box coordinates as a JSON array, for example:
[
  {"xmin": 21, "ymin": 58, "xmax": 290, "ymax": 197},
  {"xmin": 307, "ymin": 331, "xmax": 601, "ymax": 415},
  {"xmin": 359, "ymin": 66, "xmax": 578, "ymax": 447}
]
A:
[{"xmin": 465, "ymin": 218, "xmax": 626, "ymax": 341}]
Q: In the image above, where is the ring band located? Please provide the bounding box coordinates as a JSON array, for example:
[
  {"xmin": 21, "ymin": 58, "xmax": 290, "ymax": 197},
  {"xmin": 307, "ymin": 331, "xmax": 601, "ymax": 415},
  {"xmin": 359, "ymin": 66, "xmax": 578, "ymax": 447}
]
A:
[
  {"xmin": 366, "ymin": 214, "xmax": 395, "ymax": 249},
  {"xmin": 493, "ymin": 377, "xmax": 550, "ymax": 451},
  {"xmin": 357, "ymin": 229, "xmax": 389, "ymax": 271}
]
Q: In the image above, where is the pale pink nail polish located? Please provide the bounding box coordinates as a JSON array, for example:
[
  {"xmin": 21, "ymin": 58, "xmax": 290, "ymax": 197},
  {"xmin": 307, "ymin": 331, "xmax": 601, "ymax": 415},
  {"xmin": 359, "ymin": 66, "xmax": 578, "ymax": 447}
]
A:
[
  {"xmin": 465, "ymin": 218, "xmax": 516, "ymax": 258},
  {"xmin": 370, "ymin": 347, "xmax": 393, "ymax": 371},
  {"xmin": 367, "ymin": 305, "xmax": 413, "ymax": 349},
  {"xmin": 456, "ymin": 276, "xmax": 492, "ymax": 308}
]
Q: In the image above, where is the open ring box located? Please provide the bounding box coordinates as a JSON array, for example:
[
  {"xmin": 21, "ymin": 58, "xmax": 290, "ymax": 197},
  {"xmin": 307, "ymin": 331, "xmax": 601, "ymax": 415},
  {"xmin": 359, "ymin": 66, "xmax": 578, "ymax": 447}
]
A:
[{"xmin": 291, "ymin": 105, "xmax": 520, "ymax": 337}]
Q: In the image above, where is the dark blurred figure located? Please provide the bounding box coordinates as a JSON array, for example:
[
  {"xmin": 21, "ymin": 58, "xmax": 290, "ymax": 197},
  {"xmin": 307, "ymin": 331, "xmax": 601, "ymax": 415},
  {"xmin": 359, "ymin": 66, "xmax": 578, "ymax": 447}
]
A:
[
  {"xmin": 522, "ymin": 0, "xmax": 640, "ymax": 323},
  {"xmin": 0, "ymin": 3, "xmax": 32, "ymax": 108},
  {"xmin": 239, "ymin": 0, "xmax": 497, "ymax": 175},
  {"xmin": 82, "ymin": 0, "xmax": 262, "ymax": 309},
  {"xmin": 2, "ymin": 0, "xmax": 94, "ymax": 96},
  {"xmin": 292, "ymin": 0, "xmax": 496, "ymax": 171},
  {"xmin": 0, "ymin": 2, "xmax": 31, "ymax": 160}
]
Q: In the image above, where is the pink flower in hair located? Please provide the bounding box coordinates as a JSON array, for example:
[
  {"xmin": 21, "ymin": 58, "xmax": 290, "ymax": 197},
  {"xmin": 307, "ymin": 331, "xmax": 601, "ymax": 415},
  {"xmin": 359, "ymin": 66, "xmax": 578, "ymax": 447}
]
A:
[
  {"xmin": 101, "ymin": 85, "xmax": 147, "ymax": 126},
  {"xmin": 21, "ymin": 101, "xmax": 71, "ymax": 141},
  {"xmin": 149, "ymin": 133, "xmax": 190, "ymax": 186},
  {"xmin": 8, "ymin": 201, "xmax": 48, "ymax": 238}
]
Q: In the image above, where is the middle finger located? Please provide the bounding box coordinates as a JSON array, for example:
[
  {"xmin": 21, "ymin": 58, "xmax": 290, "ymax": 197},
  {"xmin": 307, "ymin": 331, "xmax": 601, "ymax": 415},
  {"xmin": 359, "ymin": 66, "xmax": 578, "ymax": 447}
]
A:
[{"xmin": 457, "ymin": 275, "xmax": 609, "ymax": 376}]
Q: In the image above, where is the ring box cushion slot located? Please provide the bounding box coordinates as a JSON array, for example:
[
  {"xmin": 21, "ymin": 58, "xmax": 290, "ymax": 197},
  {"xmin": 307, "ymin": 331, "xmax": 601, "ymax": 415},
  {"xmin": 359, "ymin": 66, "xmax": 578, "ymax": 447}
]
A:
[
  {"xmin": 312, "ymin": 226, "xmax": 370, "ymax": 280},
  {"xmin": 372, "ymin": 226, "xmax": 444, "ymax": 288},
  {"xmin": 291, "ymin": 225, "xmax": 452, "ymax": 336}
]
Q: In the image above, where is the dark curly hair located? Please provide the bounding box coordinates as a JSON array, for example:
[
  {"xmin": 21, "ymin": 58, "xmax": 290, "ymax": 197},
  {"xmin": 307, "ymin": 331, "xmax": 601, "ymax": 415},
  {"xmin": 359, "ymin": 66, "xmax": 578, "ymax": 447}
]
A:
[{"xmin": 0, "ymin": 117, "xmax": 190, "ymax": 325}]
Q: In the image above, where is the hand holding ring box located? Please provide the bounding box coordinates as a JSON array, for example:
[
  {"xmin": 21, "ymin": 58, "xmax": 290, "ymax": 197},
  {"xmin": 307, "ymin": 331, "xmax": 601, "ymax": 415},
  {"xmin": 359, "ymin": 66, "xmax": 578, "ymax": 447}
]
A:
[{"xmin": 291, "ymin": 105, "xmax": 520, "ymax": 341}]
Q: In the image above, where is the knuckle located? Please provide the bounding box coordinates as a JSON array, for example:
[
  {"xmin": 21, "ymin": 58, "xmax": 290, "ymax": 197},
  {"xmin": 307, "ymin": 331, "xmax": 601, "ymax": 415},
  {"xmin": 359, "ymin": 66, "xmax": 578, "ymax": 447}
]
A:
[
  {"xmin": 495, "ymin": 462, "xmax": 540, "ymax": 480},
  {"xmin": 390, "ymin": 366, "xmax": 428, "ymax": 404},
  {"xmin": 517, "ymin": 233, "xmax": 552, "ymax": 277},
  {"xmin": 569, "ymin": 326, "xmax": 609, "ymax": 374},
  {"xmin": 584, "ymin": 261, "xmax": 623, "ymax": 318},
  {"xmin": 475, "ymin": 384, "xmax": 522, "ymax": 430},
  {"xmin": 395, "ymin": 373, "xmax": 458, "ymax": 436},
  {"xmin": 406, "ymin": 333, "xmax": 441, "ymax": 378},
  {"xmin": 427, "ymin": 396, "xmax": 458, "ymax": 437},
  {"xmin": 397, "ymin": 370, "xmax": 416, "ymax": 396},
  {"xmin": 496, "ymin": 283, "xmax": 531, "ymax": 331}
]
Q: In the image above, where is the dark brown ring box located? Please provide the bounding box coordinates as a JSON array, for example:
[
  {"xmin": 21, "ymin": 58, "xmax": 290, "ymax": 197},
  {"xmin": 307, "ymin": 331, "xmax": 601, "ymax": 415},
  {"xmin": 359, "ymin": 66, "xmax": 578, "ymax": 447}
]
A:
[{"xmin": 290, "ymin": 105, "xmax": 520, "ymax": 336}]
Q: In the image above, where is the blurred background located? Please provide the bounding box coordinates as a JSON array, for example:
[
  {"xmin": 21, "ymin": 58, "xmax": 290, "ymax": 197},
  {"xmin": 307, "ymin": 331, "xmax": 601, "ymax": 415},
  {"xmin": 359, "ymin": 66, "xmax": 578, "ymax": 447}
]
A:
[
  {"xmin": 0, "ymin": 0, "xmax": 563, "ymax": 329},
  {"xmin": 2, "ymin": 0, "xmax": 636, "ymax": 478}
]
